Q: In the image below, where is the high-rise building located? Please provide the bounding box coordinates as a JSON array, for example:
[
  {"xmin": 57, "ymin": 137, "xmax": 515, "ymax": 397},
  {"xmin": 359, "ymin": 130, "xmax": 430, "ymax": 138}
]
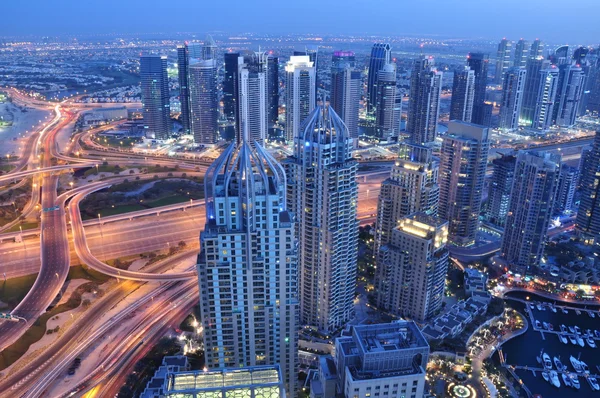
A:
[
  {"xmin": 407, "ymin": 57, "xmax": 442, "ymax": 145},
  {"xmin": 197, "ymin": 140, "xmax": 298, "ymax": 394},
  {"xmin": 284, "ymin": 56, "xmax": 316, "ymax": 142},
  {"xmin": 237, "ymin": 51, "xmax": 269, "ymax": 145},
  {"xmin": 223, "ymin": 52, "xmax": 240, "ymax": 122},
  {"xmin": 177, "ymin": 44, "xmax": 191, "ymax": 135},
  {"xmin": 294, "ymin": 46, "xmax": 318, "ymax": 101},
  {"xmin": 366, "ymin": 43, "xmax": 392, "ymax": 117},
  {"xmin": 520, "ymin": 58, "xmax": 551, "ymax": 127},
  {"xmin": 375, "ymin": 63, "xmax": 398, "ymax": 141},
  {"xmin": 284, "ymin": 106, "xmax": 357, "ymax": 333},
  {"xmin": 267, "ymin": 54, "xmax": 280, "ymax": 128},
  {"xmin": 331, "ymin": 51, "xmax": 360, "ymax": 145},
  {"xmin": 554, "ymin": 164, "xmax": 578, "ymax": 216},
  {"xmin": 530, "ymin": 39, "xmax": 544, "ymax": 59},
  {"xmin": 188, "ymin": 59, "xmax": 219, "ymax": 145},
  {"xmin": 499, "ymin": 67, "xmax": 527, "ymax": 131},
  {"xmin": 495, "ymin": 38, "xmax": 513, "ymax": 84},
  {"xmin": 140, "ymin": 55, "xmax": 171, "ymax": 140},
  {"xmin": 335, "ymin": 322, "xmax": 429, "ymax": 398},
  {"xmin": 467, "ymin": 52, "xmax": 490, "ymax": 126},
  {"xmin": 201, "ymin": 34, "xmax": 217, "ymax": 61},
  {"xmin": 552, "ymin": 63, "xmax": 586, "ymax": 127},
  {"xmin": 374, "ymin": 143, "xmax": 439, "ymax": 254},
  {"xmin": 188, "ymin": 42, "xmax": 202, "ymax": 59},
  {"xmin": 438, "ymin": 121, "xmax": 490, "ymax": 246},
  {"xmin": 513, "ymin": 39, "xmax": 530, "ymax": 68},
  {"xmin": 532, "ymin": 66, "xmax": 560, "ymax": 132},
  {"xmin": 486, "ymin": 154, "xmax": 516, "ymax": 226},
  {"xmin": 375, "ymin": 213, "xmax": 449, "ymax": 321},
  {"xmin": 576, "ymin": 131, "xmax": 600, "ymax": 244},
  {"xmin": 501, "ymin": 151, "xmax": 560, "ymax": 273},
  {"xmin": 587, "ymin": 58, "xmax": 600, "ymax": 115},
  {"xmin": 450, "ymin": 66, "xmax": 475, "ymax": 123}
]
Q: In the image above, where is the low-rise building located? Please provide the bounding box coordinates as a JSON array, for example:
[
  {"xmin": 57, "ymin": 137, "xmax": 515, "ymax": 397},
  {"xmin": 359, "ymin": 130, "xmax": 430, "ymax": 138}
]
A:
[
  {"xmin": 464, "ymin": 268, "xmax": 488, "ymax": 296},
  {"xmin": 140, "ymin": 355, "xmax": 190, "ymax": 398},
  {"xmin": 421, "ymin": 294, "xmax": 491, "ymax": 341}
]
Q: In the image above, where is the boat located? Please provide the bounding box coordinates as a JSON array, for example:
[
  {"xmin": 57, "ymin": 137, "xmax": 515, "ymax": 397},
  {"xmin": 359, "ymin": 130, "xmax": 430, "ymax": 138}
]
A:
[
  {"xmin": 543, "ymin": 322, "xmax": 549, "ymax": 330},
  {"xmin": 543, "ymin": 353, "xmax": 552, "ymax": 370},
  {"xmin": 587, "ymin": 337, "xmax": 597, "ymax": 348},
  {"xmin": 571, "ymin": 356, "xmax": 584, "ymax": 372},
  {"xmin": 551, "ymin": 306, "xmax": 557, "ymax": 313},
  {"xmin": 570, "ymin": 374, "xmax": 581, "ymax": 389},
  {"xmin": 580, "ymin": 359, "xmax": 590, "ymax": 374},
  {"xmin": 576, "ymin": 309, "xmax": 582, "ymax": 315},
  {"xmin": 576, "ymin": 335, "xmax": 585, "ymax": 347},
  {"xmin": 559, "ymin": 334, "xmax": 568, "ymax": 344},
  {"xmin": 589, "ymin": 311, "xmax": 596, "ymax": 318},
  {"xmin": 562, "ymin": 372, "xmax": 571, "ymax": 387},
  {"xmin": 554, "ymin": 356, "xmax": 565, "ymax": 371},
  {"xmin": 549, "ymin": 370, "xmax": 561, "ymax": 388},
  {"xmin": 569, "ymin": 335, "xmax": 578, "ymax": 345},
  {"xmin": 595, "ymin": 330, "xmax": 600, "ymax": 339},
  {"xmin": 537, "ymin": 303, "xmax": 543, "ymax": 311},
  {"xmin": 586, "ymin": 329, "xmax": 593, "ymax": 337},
  {"xmin": 536, "ymin": 320, "xmax": 542, "ymax": 329},
  {"xmin": 588, "ymin": 376, "xmax": 600, "ymax": 391},
  {"xmin": 569, "ymin": 326, "xmax": 576, "ymax": 334},
  {"xmin": 549, "ymin": 324, "xmax": 554, "ymax": 331},
  {"xmin": 562, "ymin": 307, "xmax": 569, "ymax": 314},
  {"xmin": 560, "ymin": 324, "xmax": 567, "ymax": 333},
  {"xmin": 543, "ymin": 371, "xmax": 550, "ymax": 382},
  {"xmin": 575, "ymin": 326, "xmax": 582, "ymax": 335}
]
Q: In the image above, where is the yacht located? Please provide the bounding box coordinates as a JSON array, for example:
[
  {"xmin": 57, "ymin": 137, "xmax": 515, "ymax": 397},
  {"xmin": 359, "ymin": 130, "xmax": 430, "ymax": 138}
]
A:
[
  {"xmin": 543, "ymin": 322, "xmax": 549, "ymax": 330},
  {"xmin": 595, "ymin": 330, "xmax": 600, "ymax": 339},
  {"xmin": 560, "ymin": 324, "xmax": 567, "ymax": 333},
  {"xmin": 586, "ymin": 329, "xmax": 593, "ymax": 337},
  {"xmin": 575, "ymin": 326, "xmax": 582, "ymax": 335},
  {"xmin": 536, "ymin": 320, "xmax": 542, "ymax": 329},
  {"xmin": 587, "ymin": 336, "xmax": 597, "ymax": 348},
  {"xmin": 549, "ymin": 370, "xmax": 561, "ymax": 388},
  {"xmin": 561, "ymin": 372, "xmax": 570, "ymax": 386},
  {"xmin": 569, "ymin": 334, "xmax": 578, "ymax": 345},
  {"xmin": 543, "ymin": 371, "xmax": 550, "ymax": 382},
  {"xmin": 580, "ymin": 359, "xmax": 590, "ymax": 374},
  {"xmin": 543, "ymin": 353, "xmax": 552, "ymax": 370},
  {"xmin": 554, "ymin": 356, "xmax": 565, "ymax": 371},
  {"xmin": 548, "ymin": 324, "xmax": 554, "ymax": 331},
  {"xmin": 536, "ymin": 303, "xmax": 543, "ymax": 311},
  {"xmin": 558, "ymin": 334, "xmax": 568, "ymax": 344},
  {"xmin": 570, "ymin": 356, "xmax": 583, "ymax": 373},
  {"xmin": 589, "ymin": 311, "xmax": 596, "ymax": 318},
  {"xmin": 562, "ymin": 307, "xmax": 569, "ymax": 314},
  {"xmin": 569, "ymin": 326, "xmax": 576, "ymax": 334},
  {"xmin": 576, "ymin": 309, "xmax": 582, "ymax": 315},
  {"xmin": 588, "ymin": 376, "xmax": 600, "ymax": 391},
  {"xmin": 551, "ymin": 306, "xmax": 557, "ymax": 313},
  {"xmin": 570, "ymin": 374, "xmax": 581, "ymax": 390},
  {"xmin": 576, "ymin": 335, "xmax": 585, "ymax": 347}
]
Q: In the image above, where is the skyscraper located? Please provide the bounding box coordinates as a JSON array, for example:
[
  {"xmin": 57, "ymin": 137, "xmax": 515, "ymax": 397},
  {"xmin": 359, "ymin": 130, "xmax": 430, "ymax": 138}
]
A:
[
  {"xmin": 467, "ymin": 52, "xmax": 491, "ymax": 126},
  {"xmin": 366, "ymin": 43, "xmax": 392, "ymax": 117},
  {"xmin": 375, "ymin": 63, "xmax": 398, "ymax": 141},
  {"xmin": 375, "ymin": 213, "xmax": 449, "ymax": 321},
  {"xmin": 223, "ymin": 52, "xmax": 240, "ymax": 122},
  {"xmin": 532, "ymin": 66, "xmax": 560, "ymax": 132},
  {"xmin": 201, "ymin": 34, "xmax": 217, "ymax": 61},
  {"xmin": 188, "ymin": 59, "xmax": 219, "ymax": 145},
  {"xmin": 552, "ymin": 63, "xmax": 586, "ymax": 127},
  {"xmin": 587, "ymin": 57, "xmax": 600, "ymax": 115},
  {"xmin": 267, "ymin": 54, "xmax": 279, "ymax": 128},
  {"xmin": 294, "ymin": 46, "xmax": 319, "ymax": 103},
  {"xmin": 197, "ymin": 140, "xmax": 298, "ymax": 394},
  {"xmin": 438, "ymin": 121, "xmax": 490, "ymax": 246},
  {"xmin": 237, "ymin": 51, "xmax": 269, "ymax": 145},
  {"xmin": 407, "ymin": 57, "xmax": 442, "ymax": 145},
  {"xmin": 499, "ymin": 67, "xmax": 527, "ymax": 131},
  {"xmin": 374, "ymin": 143, "xmax": 440, "ymax": 254},
  {"xmin": 330, "ymin": 51, "xmax": 360, "ymax": 145},
  {"xmin": 486, "ymin": 154, "xmax": 516, "ymax": 226},
  {"xmin": 284, "ymin": 56, "xmax": 316, "ymax": 143},
  {"xmin": 530, "ymin": 39, "xmax": 544, "ymax": 59},
  {"xmin": 450, "ymin": 66, "xmax": 475, "ymax": 123},
  {"xmin": 576, "ymin": 131, "xmax": 600, "ymax": 244},
  {"xmin": 553, "ymin": 164, "xmax": 577, "ymax": 216},
  {"xmin": 284, "ymin": 106, "xmax": 357, "ymax": 333},
  {"xmin": 513, "ymin": 39, "xmax": 530, "ymax": 68},
  {"xmin": 501, "ymin": 151, "xmax": 560, "ymax": 273},
  {"xmin": 495, "ymin": 38, "xmax": 512, "ymax": 84},
  {"xmin": 177, "ymin": 44, "xmax": 191, "ymax": 135},
  {"xmin": 520, "ymin": 58, "xmax": 551, "ymax": 127},
  {"xmin": 140, "ymin": 54, "xmax": 171, "ymax": 140}
]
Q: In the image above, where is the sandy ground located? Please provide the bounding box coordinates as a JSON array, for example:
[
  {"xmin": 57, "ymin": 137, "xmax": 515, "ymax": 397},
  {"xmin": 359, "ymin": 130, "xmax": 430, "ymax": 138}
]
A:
[{"xmin": 0, "ymin": 101, "xmax": 51, "ymax": 157}]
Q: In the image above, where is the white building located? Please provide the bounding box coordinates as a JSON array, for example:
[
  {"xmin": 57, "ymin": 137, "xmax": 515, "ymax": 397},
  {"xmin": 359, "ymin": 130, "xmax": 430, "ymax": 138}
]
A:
[
  {"xmin": 238, "ymin": 51, "xmax": 269, "ymax": 146},
  {"xmin": 284, "ymin": 105, "xmax": 358, "ymax": 334},
  {"xmin": 375, "ymin": 62, "xmax": 398, "ymax": 141},
  {"xmin": 532, "ymin": 66, "xmax": 559, "ymax": 132},
  {"xmin": 285, "ymin": 55, "xmax": 316, "ymax": 143},
  {"xmin": 335, "ymin": 322, "xmax": 429, "ymax": 398},
  {"xmin": 197, "ymin": 140, "xmax": 298, "ymax": 394},
  {"xmin": 499, "ymin": 67, "xmax": 527, "ymax": 131}
]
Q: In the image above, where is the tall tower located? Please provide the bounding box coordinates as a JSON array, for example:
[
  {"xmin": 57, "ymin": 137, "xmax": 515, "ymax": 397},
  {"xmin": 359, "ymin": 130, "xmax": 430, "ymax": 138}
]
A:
[
  {"xmin": 284, "ymin": 56, "xmax": 316, "ymax": 143},
  {"xmin": 486, "ymin": 154, "xmax": 516, "ymax": 226},
  {"xmin": 513, "ymin": 39, "xmax": 530, "ymax": 68},
  {"xmin": 576, "ymin": 131, "xmax": 600, "ymax": 244},
  {"xmin": 201, "ymin": 34, "xmax": 217, "ymax": 61},
  {"xmin": 188, "ymin": 59, "xmax": 219, "ymax": 145},
  {"xmin": 467, "ymin": 53, "xmax": 490, "ymax": 126},
  {"xmin": 375, "ymin": 213, "xmax": 449, "ymax": 321},
  {"xmin": 552, "ymin": 63, "xmax": 586, "ymax": 127},
  {"xmin": 375, "ymin": 63, "xmax": 398, "ymax": 141},
  {"xmin": 499, "ymin": 67, "xmax": 527, "ymax": 131},
  {"xmin": 495, "ymin": 38, "xmax": 512, "ymax": 84},
  {"xmin": 374, "ymin": 143, "xmax": 439, "ymax": 255},
  {"xmin": 237, "ymin": 51, "xmax": 269, "ymax": 146},
  {"xmin": 450, "ymin": 66, "xmax": 475, "ymax": 123},
  {"xmin": 267, "ymin": 54, "xmax": 279, "ymax": 128},
  {"xmin": 223, "ymin": 52, "xmax": 240, "ymax": 123},
  {"xmin": 331, "ymin": 51, "xmax": 360, "ymax": 145},
  {"xmin": 284, "ymin": 106, "xmax": 358, "ymax": 334},
  {"xmin": 407, "ymin": 57, "xmax": 442, "ymax": 145},
  {"xmin": 501, "ymin": 151, "xmax": 560, "ymax": 273},
  {"xmin": 366, "ymin": 43, "xmax": 392, "ymax": 117},
  {"xmin": 177, "ymin": 44, "xmax": 191, "ymax": 135},
  {"xmin": 294, "ymin": 46, "xmax": 319, "ymax": 103},
  {"xmin": 532, "ymin": 66, "xmax": 560, "ymax": 132},
  {"xmin": 553, "ymin": 164, "xmax": 577, "ymax": 216},
  {"xmin": 198, "ymin": 140, "xmax": 298, "ymax": 394},
  {"xmin": 438, "ymin": 121, "xmax": 490, "ymax": 246},
  {"xmin": 530, "ymin": 39, "xmax": 544, "ymax": 59},
  {"xmin": 140, "ymin": 54, "xmax": 171, "ymax": 140},
  {"xmin": 520, "ymin": 58, "xmax": 551, "ymax": 126}
]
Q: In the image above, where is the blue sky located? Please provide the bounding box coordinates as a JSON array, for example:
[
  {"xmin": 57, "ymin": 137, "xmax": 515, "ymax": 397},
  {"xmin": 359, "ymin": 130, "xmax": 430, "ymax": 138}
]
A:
[{"xmin": 2, "ymin": 0, "xmax": 599, "ymax": 44}]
